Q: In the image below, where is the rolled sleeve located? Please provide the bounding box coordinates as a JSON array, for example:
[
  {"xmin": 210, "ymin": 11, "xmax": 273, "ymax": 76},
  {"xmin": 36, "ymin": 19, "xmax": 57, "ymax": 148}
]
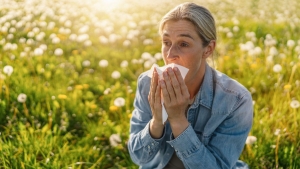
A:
[
  {"xmin": 167, "ymin": 124, "xmax": 201, "ymax": 158},
  {"xmin": 141, "ymin": 122, "xmax": 165, "ymax": 155}
]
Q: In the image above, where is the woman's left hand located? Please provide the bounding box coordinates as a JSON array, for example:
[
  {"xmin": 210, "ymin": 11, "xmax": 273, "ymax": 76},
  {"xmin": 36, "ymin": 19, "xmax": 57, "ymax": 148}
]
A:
[{"xmin": 159, "ymin": 67, "xmax": 190, "ymax": 136}]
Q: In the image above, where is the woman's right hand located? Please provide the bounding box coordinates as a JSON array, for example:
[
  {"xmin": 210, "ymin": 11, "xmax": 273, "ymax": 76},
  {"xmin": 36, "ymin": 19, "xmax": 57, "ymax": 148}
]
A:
[{"xmin": 148, "ymin": 69, "xmax": 165, "ymax": 138}]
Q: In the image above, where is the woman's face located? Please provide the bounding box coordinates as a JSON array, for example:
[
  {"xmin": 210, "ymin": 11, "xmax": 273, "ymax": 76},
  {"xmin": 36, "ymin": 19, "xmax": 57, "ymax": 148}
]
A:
[{"xmin": 161, "ymin": 19, "xmax": 209, "ymax": 84}]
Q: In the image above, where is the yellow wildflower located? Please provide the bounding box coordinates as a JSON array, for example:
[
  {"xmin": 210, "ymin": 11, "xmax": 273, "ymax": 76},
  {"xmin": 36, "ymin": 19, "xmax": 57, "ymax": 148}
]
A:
[
  {"xmin": 75, "ymin": 85, "xmax": 83, "ymax": 90},
  {"xmin": 109, "ymin": 105, "xmax": 118, "ymax": 112},
  {"xmin": 90, "ymin": 104, "xmax": 97, "ymax": 109},
  {"xmin": 58, "ymin": 94, "xmax": 67, "ymax": 100},
  {"xmin": 83, "ymin": 84, "xmax": 89, "ymax": 89},
  {"xmin": 224, "ymin": 56, "xmax": 230, "ymax": 61},
  {"xmin": 128, "ymin": 113, "xmax": 132, "ymax": 119},
  {"xmin": 284, "ymin": 84, "xmax": 291, "ymax": 90},
  {"xmin": 72, "ymin": 50, "xmax": 79, "ymax": 55},
  {"xmin": 250, "ymin": 63, "xmax": 258, "ymax": 69}
]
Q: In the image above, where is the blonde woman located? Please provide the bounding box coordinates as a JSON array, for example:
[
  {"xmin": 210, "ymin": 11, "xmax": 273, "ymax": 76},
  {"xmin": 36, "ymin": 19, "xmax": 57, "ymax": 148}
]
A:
[{"xmin": 128, "ymin": 2, "xmax": 253, "ymax": 169}]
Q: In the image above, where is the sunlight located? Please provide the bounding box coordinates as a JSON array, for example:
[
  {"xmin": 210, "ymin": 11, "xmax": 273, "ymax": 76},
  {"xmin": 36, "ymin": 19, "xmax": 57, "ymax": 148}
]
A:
[{"xmin": 94, "ymin": 0, "xmax": 124, "ymax": 12}]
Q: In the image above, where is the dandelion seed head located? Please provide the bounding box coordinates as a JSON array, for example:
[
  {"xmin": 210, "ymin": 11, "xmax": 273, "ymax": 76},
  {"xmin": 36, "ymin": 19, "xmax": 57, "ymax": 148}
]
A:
[
  {"xmin": 120, "ymin": 60, "xmax": 128, "ymax": 68},
  {"xmin": 103, "ymin": 88, "xmax": 111, "ymax": 95},
  {"xmin": 82, "ymin": 60, "xmax": 90, "ymax": 67},
  {"xmin": 269, "ymin": 46, "xmax": 278, "ymax": 56},
  {"xmin": 99, "ymin": 59, "xmax": 108, "ymax": 67},
  {"xmin": 274, "ymin": 129, "xmax": 280, "ymax": 135},
  {"xmin": 99, "ymin": 36, "xmax": 108, "ymax": 44},
  {"xmin": 273, "ymin": 64, "xmax": 282, "ymax": 73},
  {"xmin": 114, "ymin": 97, "xmax": 125, "ymax": 107},
  {"xmin": 17, "ymin": 93, "xmax": 27, "ymax": 103},
  {"xmin": 52, "ymin": 37, "xmax": 60, "ymax": 44},
  {"xmin": 290, "ymin": 100, "xmax": 300, "ymax": 109},
  {"xmin": 123, "ymin": 40, "xmax": 131, "ymax": 47},
  {"xmin": 143, "ymin": 38, "xmax": 153, "ymax": 45},
  {"xmin": 141, "ymin": 52, "xmax": 152, "ymax": 60},
  {"xmin": 226, "ymin": 32, "xmax": 233, "ymax": 38},
  {"xmin": 233, "ymin": 26, "xmax": 239, "ymax": 32},
  {"xmin": 3, "ymin": 65, "xmax": 13, "ymax": 76},
  {"xmin": 7, "ymin": 34, "xmax": 14, "ymax": 40},
  {"xmin": 109, "ymin": 134, "xmax": 121, "ymax": 147},
  {"xmin": 34, "ymin": 48, "xmax": 43, "ymax": 56},
  {"xmin": 154, "ymin": 53, "xmax": 162, "ymax": 60},
  {"xmin": 111, "ymin": 70, "xmax": 121, "ymax": 79},
  {"xmin": 245, "ymin": 136, "xmax": 257, "ymax": 145},
  {"xmin": 54, "ymin": 48, "xmax": 63, "ymax": 56},
  {"xmin": 287, "ymin": 40, "xmax": 295, "ymax": 48}
]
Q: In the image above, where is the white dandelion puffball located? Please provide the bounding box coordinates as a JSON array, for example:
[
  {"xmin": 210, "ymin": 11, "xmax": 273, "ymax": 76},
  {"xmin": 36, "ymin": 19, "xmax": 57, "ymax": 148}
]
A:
[
  {"xmin": 111, "ymin": 70, "xmax": 121, "ymax": 79},
  {"xmin": 245, "ymin": 136, "xmax": 257, "ymax": 145},
  {"xmin": 17, "ymin": 93, "xmax": 27, "ymax": 103},
  {"xmin": 287, "ymin": 40, "xmax": 295, "ymax": 48},
  {"xmin": 99, "ymin": 59, "xmax": 108, "ymax": 67},
  {"xmin": 274, "ymin": 129, "xmax": 280, "ymax": 136},
  {"xmin": 109, "ymin": 134, "xmax": 122, "ymax": 147},
  {"xmin": 82, "ymin": 60, "xmax": 91, "ymax": 67},
  {"xmin": 290, "ymin": 100, "xmax": 300, "ymax": 109},
  {"xmin": 154, "ymin": 53, "xmax": 162, "ymax": 60},
  {"xmin": 120, "ymin": 60, "xmax": 128, "ymax": 68},
  {"xmin": 273, "ymin": 64, "xmax": 282, "ymax": 73},
  {"xmin": 114, "ymin": 97, "xmax": 125, "ymax": 107},
  {"xmin": 54, "ymin": 48, "xmax": 63, "ymax": 56},
  {"xmin": 34, "ymin": 48, "xmax": 44, "ymax": 56},
  {"xmin": 3, "ymin": 65, "xmax": 14, "ymax": 76}
]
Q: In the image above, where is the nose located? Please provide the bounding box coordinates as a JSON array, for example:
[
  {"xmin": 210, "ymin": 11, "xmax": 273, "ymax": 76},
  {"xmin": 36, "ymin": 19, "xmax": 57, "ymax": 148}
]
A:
[{"xmin": 166, "ymin": 45, "xmax": 179, "ymax": 61}]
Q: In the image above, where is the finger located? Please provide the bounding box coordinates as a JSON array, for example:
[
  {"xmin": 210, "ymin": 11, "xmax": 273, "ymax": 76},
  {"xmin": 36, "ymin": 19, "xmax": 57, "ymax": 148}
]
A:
[
  {"xmin": 164, "ymin": 68, "xmax": 177, "ymax": 97},
  {"xmin": 150, "ymin": 70, "xmax": 160, "ymax": 104},
  {"xmin": 174, "ymin": 67, "xmax": 190, "ymax": 99},
  {"xmin": 159, "ymin": 78, "xmax": 171, "ymax": 103},
  {"xmin": 154, "ymin": 82, "xmax": 161, "ymax": 105},
  {"xmin": 167, "ymin": 67, "xmax": 182, "ymax": 97}
]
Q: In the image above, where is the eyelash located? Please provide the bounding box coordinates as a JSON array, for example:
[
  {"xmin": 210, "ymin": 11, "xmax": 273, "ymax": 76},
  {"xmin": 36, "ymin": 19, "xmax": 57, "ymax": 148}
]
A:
[{"xmin": 163, "ymin": 41, "xmax": 189, "ymax": 47}]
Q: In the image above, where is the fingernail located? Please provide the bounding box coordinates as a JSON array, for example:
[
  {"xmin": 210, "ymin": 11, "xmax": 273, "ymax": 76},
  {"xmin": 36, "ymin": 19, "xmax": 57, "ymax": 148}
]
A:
[{"xmin": 174, "ymin": 67, "xmax": 178, "ymax": 72}]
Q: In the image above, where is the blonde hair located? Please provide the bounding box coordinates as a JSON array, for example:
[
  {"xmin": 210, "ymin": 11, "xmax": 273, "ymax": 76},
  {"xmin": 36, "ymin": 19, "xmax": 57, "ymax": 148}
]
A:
[{"xmin": 159, "ymin": 2, "xmax": 216, "ymax": 47}]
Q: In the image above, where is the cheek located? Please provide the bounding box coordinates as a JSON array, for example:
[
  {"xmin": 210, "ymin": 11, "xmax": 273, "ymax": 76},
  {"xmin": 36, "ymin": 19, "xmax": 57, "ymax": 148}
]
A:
[{"xmin": 161, "ymin": 47, "xmax": 168, "ymax": 60}]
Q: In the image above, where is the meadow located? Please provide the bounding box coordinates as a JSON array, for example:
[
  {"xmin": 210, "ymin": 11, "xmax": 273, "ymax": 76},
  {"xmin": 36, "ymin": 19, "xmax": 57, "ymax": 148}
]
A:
[{"xmin": 0, "ymin": 0, "xmax": 299, "ymax": 168}]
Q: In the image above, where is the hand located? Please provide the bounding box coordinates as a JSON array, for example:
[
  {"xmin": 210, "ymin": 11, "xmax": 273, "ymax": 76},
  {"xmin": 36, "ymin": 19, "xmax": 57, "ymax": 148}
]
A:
[
  {"xmin": 160, "ymin": 67, "xmax": 190, "ymax": 137},
  {"xmin": 148, "ymin": 69, "xmax": 164, "ymax": 138}
]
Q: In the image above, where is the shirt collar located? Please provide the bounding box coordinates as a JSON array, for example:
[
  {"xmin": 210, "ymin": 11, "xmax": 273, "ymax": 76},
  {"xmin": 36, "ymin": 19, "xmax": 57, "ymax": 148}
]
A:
[{"xmin": 191, "ymin": 63, "xmax": 213, "ymax": 110}]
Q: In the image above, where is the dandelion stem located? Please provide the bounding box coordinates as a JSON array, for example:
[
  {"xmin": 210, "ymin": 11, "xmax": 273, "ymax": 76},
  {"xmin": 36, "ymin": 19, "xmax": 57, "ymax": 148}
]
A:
[
  {"xmin": 89, "ymin": 156, "xmax": 104, "ymax": 169},
  {"xmin": 292, "ymin": 109, "xmax": 298, "ymax": 134},
  {"xmin": 23, "ymin": 102, "xmax": 29, "ymax": 117},
  {"xmin": 288, "ymin": 64, "xmax": 297, "ymax": 84},
  {"xmin": 275, "ymin": 135, "xmax": 280, "ymax": 169}
]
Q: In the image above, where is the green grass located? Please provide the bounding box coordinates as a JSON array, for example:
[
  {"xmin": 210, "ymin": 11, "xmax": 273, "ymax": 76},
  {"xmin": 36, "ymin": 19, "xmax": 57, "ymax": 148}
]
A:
[{"xmin": 0, "ymin": 0, "xmax": 300, "ymax": 168}]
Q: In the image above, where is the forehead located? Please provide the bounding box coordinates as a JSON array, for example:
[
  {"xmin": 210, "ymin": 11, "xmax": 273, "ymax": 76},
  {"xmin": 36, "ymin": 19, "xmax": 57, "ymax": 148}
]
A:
[{"xmin": 161, "ymin": 20, "xmax": 199, "ymax": 39}]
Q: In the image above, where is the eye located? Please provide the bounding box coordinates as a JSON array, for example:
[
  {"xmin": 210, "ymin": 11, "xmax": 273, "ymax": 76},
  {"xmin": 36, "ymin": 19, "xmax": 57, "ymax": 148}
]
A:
[
  {"xmin": 163, "ymin": 40, "xmax": 171, "ymax": 46},
  {"xmin": 180, "ymin": 42, "xmax": 189, "ymax": 47}
]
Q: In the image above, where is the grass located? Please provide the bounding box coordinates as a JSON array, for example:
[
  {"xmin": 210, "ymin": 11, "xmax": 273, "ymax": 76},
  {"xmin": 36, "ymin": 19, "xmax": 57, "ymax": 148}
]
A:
[{"xmin": 0, "ymin": 0, "xmax": 299, "ymax": 168}]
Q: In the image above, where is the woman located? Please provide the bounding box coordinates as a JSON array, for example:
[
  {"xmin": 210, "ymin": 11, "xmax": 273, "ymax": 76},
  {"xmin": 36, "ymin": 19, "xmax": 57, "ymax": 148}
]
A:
[{"xmin": 128, "ymin": 2, "xmax": 253, "ymax": 169}]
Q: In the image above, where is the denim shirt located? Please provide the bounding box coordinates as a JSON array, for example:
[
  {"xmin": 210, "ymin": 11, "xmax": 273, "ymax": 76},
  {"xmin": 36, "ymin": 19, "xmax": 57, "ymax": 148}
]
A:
[{"xmin": 128, "ymin": 63, "xmax": 253, "ymax": 169}]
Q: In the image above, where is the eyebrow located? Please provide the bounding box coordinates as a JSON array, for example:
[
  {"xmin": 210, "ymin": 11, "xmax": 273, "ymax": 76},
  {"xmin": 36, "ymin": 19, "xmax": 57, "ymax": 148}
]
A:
[{"xmin": 163, "ymin": 33, "xmax": 194, "ymax": 40}]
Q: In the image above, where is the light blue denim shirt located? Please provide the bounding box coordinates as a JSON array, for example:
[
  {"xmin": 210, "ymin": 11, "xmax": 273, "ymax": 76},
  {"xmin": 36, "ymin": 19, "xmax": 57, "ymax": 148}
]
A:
[{"xmin": 128, "ymin": 63, "xmax": 253, "ymax": 169}]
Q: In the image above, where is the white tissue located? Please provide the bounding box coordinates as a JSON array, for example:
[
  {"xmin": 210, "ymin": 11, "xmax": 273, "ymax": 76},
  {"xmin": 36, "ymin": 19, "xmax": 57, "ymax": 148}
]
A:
[{"xmin": 147, "ymin": 63, "xmax": 189, "ymax": 124}]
